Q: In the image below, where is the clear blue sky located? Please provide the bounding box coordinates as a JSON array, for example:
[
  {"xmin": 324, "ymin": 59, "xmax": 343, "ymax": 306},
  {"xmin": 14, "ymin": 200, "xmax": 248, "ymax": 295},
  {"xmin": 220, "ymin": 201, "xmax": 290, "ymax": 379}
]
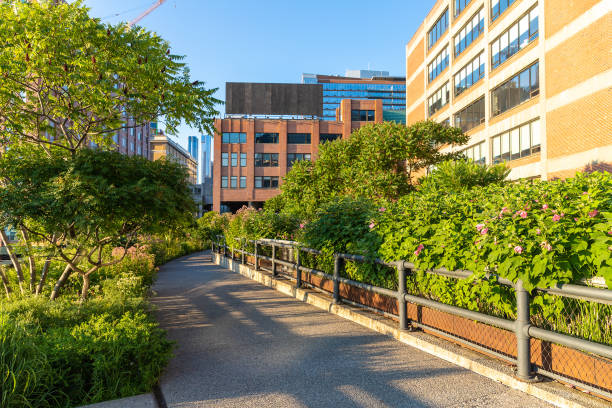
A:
[{"xmin": 81, "ymin": 0, "xmax": 436, "ymax": 150}]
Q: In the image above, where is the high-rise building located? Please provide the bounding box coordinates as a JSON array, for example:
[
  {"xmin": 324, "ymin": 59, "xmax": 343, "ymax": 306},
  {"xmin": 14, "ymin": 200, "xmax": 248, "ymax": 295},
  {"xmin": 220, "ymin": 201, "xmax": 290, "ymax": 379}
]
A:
[
  {"xmin": 405, "ymin": 0, "xmax": 611, "ymax": 180},
  {"xmin": 187, "ymin": 136, "xmax": 199, "ymax": 162},
  {"xmin": 201, "ymin": 134, "xmax": 213, "ymax": 181},
  {"xmin": 301, "ymin": 72, "xmax": 406, "ymax": 121}
]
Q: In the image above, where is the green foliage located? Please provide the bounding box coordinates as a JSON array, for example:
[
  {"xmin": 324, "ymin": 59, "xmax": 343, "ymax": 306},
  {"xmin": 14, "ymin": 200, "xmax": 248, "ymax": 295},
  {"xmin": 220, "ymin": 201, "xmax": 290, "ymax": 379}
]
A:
[
  {"xmin": 276, "ymin": 121, "xmax": 469, "ymax": 219},
  {"xmin": 0, "ymin": 235, "xmax": 203, "ymax": 407},
  {"xmin": 375, "ymin": 171, "xmax": 612, "ymax": 324},
  {"xmin": 0, "ymin": 0, "xmax": 219, "ymax": 151},
  {"xmin": 0, "ymin": 145, "xmax": 195, "ymax": 300},
  {"xmin": 418, "ymin": 159, "xmax": 510, "ymax": 194}
]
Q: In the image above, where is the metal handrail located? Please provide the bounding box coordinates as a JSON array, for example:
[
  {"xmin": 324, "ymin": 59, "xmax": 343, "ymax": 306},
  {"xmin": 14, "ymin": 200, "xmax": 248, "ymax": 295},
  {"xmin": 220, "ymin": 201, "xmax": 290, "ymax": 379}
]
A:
[{"xmin": 213, "ymin": 236, "xmax": 612, "ymax": 398}]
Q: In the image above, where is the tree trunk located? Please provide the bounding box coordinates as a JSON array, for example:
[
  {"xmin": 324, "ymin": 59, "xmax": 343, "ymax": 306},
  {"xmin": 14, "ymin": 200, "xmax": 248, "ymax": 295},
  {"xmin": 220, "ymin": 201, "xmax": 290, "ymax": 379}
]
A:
[
  {"xmin": 0, "ymin": 266, "xmax": 11, "ymax": 298},
  {"xmin": 36, "ymin": 256, "xmax": 52, "ymax": 296},
  {"xmin": 79, "ymin": 274, "xmax": 90, "ymax": 303},
  {"xmin": 50, "ymin": 263, "xmax": 74, "ymax": 301},
  {"xmin": 21, "ymin": 228, "xmax": 36, "ymax": 293},
  {"xmin": 0, "ymin": 229, "xmax": 25, "ymax": 295}
]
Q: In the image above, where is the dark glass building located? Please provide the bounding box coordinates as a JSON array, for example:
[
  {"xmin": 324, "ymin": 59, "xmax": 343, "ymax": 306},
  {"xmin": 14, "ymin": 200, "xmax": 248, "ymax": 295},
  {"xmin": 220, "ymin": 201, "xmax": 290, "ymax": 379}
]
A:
[{"xmin": 302, "ymin": 71, "xmax": 406, "ymax": 121}]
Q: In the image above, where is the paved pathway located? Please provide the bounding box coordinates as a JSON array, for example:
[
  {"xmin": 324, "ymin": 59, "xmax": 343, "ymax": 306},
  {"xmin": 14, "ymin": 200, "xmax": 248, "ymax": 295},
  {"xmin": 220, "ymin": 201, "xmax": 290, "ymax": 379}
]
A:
[{"xmin": 152, "ymin": 252, "xmax": 552, "ymax": 408}]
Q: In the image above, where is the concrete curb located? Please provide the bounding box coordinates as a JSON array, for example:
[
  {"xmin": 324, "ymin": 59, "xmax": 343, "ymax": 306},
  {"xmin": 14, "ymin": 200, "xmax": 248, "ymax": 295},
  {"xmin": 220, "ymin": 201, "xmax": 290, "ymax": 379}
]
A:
[
  {"xmin": 214, "ymin": 253, "xmax": 610, "ymax": 408},
  {"xmin": 78, "ymin": 393, "xmax": 157, "ymax": 408}
]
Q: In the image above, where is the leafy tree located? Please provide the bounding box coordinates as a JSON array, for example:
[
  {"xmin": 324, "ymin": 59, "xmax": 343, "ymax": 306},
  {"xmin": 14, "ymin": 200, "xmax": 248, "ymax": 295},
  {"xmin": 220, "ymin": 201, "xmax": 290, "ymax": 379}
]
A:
[
  {"xmin": 277, "ymin": 121, "xmax": 469, "ymax": 219},
  {"xmin": 0, "ymin": 145, "xmax": 195, "ymax": 301},
  {"xmin": 418, "ymin": 159, "xmax": 510, "ymax": 194},
  {"xmin": 0, "ymin": 0, "xmax": 220, "ymax": 155}
]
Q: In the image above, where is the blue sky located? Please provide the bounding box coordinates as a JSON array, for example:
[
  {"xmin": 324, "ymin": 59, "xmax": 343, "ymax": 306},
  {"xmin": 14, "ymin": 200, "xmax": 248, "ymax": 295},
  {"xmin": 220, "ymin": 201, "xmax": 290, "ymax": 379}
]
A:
[{"xmin": 82, "ymin": 0, "xmax": 437, "ymax": 150}]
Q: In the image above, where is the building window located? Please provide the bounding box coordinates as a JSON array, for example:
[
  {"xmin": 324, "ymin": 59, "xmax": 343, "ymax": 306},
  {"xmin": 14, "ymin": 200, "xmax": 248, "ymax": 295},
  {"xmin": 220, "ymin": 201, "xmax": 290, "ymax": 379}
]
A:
[
  {"xmin": 320, "ymin": 133, "xmax": 341, "ymax": 143},
  {"xmin": 240, "ymin": 153, "xmax": 247, "ymax": 167},
  {"xmin": 254, "ymin": 176, "xmax": 279, "ymax": 189},
  {"xmin": 122, "ymin": 136, "xmax": 127, "ymax": 147},
  {"xmin": 462, "ymin": 141, "xmax": 486, "ymax": 164},
  {"xmin": 492, "ymin": 119, "xmax": 540, "ymax": 163},
  {"xmin": 222, "ymin": 132, "xmax": 247, "ymax": 144},
  {"xmin": 441, "ymin": 118, "xmax": 451, "ymax": 126},
  {"xmin": 221, "ymin": 176, "xmax": 228, "ymax": 188},
  {"xmin": 287, "ymin": 153, "xmax": 311, "ymax": 166},
  {"xmin": 428, "ymin": 8, "xmax": 449, "ymax": 49},
  {"xmin": 454, "ymin": 52, "xmax": 485, "ymax": 96},
  {"xmin": 491, "ymin": 0, "xmax": 517, "ymax": 22},
  {"xmin": 221, "ymin": 152, "xmax": 228, "ymax": 167},
  {"xmin": 428, "ymin": 82, "xmax": 450, "ymax": 117},
  {"xmin": 230, "ymin": 176, "xmax": 237, "ymax": 189},
  {"xmin": 454, "ymin": 0, "xmax": 472, "ymax": 17},
  {"xmin": 491, "ymin": 6, "xmax": 538, "ymax": 69},
  {"xmin": 130, "ymin": 142, "xmax": 134, "ymax": 152},
  {"xmin": 137, "ymin": 145, "xmax": 142, "ymax": 155},
  {"xmin": 230, "ymin": 152, "xmax": 238, "ymax": 167},
  {"xmin": 351, "ymin": 110, "xmax": 375, "ymax": 122},
  {"xmin": 254, "ymin": 153, "xmax": 279, "ymax": 167},
  {"xmin": 454, "ymin": 8, "xmax": 484, "ymax": 56},
  {"xmin": 255, "ymin": 132, "xmax": 279, "ymax": 143},
  {"xmin": 240, "ymin": 176, "xmax": 247, "ymax": 189},
  {"xmin": 138, "ymin": 132, "xmax": 142, "ymax": 141},
  {"xmin": 428, "ymin": 46, "xmax": 449, "ymax": 83},
  {"xmin": 491, "ymin": 62, "xmax": 539, "ymax": 117},
  {"xmin": 287, "ymin": 133, "xmax": 311, "ymax": 144},
  {"xmin": 454, "ymin": 96, "xmax": 485, "ymax": 132}
]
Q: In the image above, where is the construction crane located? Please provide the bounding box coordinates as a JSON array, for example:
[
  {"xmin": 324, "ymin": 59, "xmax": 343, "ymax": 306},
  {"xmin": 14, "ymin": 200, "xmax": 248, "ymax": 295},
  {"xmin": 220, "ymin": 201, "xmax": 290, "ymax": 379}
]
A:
[{"xmin": 127, "ymin": 0, "xmax": 167, "ymax": 28}]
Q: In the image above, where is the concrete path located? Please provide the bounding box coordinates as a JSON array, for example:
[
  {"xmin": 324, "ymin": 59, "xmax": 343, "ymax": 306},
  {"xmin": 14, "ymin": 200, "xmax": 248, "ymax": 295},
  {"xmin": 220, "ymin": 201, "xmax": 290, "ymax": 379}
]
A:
[{"xmin": 152, "ymin": 252, "xmax": 552, "ymax": 408}]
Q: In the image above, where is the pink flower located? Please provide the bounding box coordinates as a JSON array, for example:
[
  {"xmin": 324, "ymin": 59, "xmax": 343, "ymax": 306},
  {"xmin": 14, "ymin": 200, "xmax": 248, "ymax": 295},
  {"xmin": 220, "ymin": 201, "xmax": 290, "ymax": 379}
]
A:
[
  {"xmin": 481, "ymin": 228, "xmax": 488, "ymax": 235},
  {"xmin": 378, "ymin": 207, "xmax": 386, "ymax": 212},
  {"xmin": 535, "ymin": 228, "xmax": 541, "ymax": 235},
  {"xmin": 299, "ymin": 223, "xmax": 305, "ymax": 229},
  {"xmin": 582, "ymin": 191, "xmax": 588, "ymax": 195},
  {"xmin": 588, "ymin": 209, "xmax": 599, "ymax": 218},
  {"xmin": 414, "ymin": 244, "xmax": 424, "ymax": 256},
  {"xmin": 518, "ymin": 210, "xmax": 528, "ymax": 218},
  {"xmin": 574, "ymin": 217, "xmax": 579, "ymax": 222},
  {"xmin": 608, "ymin": 231, "xmax": 612, "ymax": 235},
  {"xmin": 476, "ymin": 223, "xmax": 485, "ymax": 231},
  {"xmin": 369, "ymin": 222, "xmax": 376, "ymax": 229},
  {"xmin": 540, "ymin": 241, "xmax": 552, "ymax": 251},
  {"xmin": 514, "ymin": 246, "xmax": 523, "ymax": 254},
  {"xmin": 542, "ymin": 204, "xmax": 548, "ymax": 210},
  {"xmin": 552, "ymin": 214, "xmax": 562, "ymax": 222}
]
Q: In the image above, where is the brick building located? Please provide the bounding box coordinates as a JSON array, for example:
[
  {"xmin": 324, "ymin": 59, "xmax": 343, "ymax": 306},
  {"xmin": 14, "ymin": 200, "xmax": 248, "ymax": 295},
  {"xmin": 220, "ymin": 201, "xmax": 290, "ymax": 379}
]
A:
[
  {"xmin": 405, "ymin": 0, "xmax": 611, "ymax": 179},
  {"xmin": 213, "ymin": 99, "xmax": 383, "ymax": 213}
]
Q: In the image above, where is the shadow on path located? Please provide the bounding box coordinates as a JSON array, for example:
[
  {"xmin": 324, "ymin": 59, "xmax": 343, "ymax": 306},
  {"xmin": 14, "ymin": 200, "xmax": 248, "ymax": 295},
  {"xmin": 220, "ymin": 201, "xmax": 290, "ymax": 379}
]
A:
[{"xmin": 152, "ymin": 252, "xmax": 551, "ymax": 408}]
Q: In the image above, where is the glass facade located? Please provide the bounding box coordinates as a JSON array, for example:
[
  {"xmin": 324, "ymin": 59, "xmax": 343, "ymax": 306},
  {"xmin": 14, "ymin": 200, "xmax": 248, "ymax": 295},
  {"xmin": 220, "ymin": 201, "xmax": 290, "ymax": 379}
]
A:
[
  {"xmin": 454, "ymin": 52, "xmax": 485, "ymax": 96},
  {"xmin": 254, "ymin": 153, "xmax": 279, "ymax": 167},
  {"xmin": 492, "ymin": 119, "xmax": 540, "ymax": 163},
  {"xmin": 428, "ymin": 47, "xmax": 449, "ymax": 83},
  {"xmin": 255, "ymin": 176, "xmax": 279, "ymax": 189},
  {"xmin": 454, "ymin": 96, "xmax": 485, "ymax": 132},
  {"xmin": 462, "ymin": 141, "xmax": 486, "ymax": 164},
  {"xmin": 287, "ymin": 133, "xmax": 311, "ymax": 144},
  {"xmin": 454, "ymin": 0, "xmax": 472, "ymax": 17},
  {"xmin": 428, "ymin": 82, "xmax": 450, "ymax": 117},
  {"xmin": 315, "ymin": 81, "xmax": 406, "ymax": 121},
  {"xmin": 255, "ymin": 132, "xmax": 279, "ymax": 143},
  {"xmin": 287, "ymin": 153, "xmax": 311, "ymax": 166},
  {"xmin": 222, "ymin": 132, "xmax": 246, "ymax": 144},
  {"xmin": 454, "ymin": 8, "xmax": 484, "ymax": 57},
  {"xmin": 428, "ymin": 8, "xmax": 449, "ymax": 49},
  {"xmin": 491, "ymin": 0, "xmax": 517, "ymax": 22},
  {"xmin": 351, "ymin": 110, "xmax": 375, "ymax": 121}
]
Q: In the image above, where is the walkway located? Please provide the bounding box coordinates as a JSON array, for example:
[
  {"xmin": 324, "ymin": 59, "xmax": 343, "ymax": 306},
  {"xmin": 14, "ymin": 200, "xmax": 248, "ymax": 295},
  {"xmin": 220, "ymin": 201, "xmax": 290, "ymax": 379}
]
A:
[{"xmin": 152, "ymin": 251, "xmax": 552, "ymax": 408}]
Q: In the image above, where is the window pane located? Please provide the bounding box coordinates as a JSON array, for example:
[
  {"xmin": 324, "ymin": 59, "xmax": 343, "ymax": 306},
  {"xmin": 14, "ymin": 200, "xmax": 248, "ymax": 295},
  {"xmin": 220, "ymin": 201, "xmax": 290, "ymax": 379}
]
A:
[
  {"xmin": 511, "ymin": 128, "xmax": 520, "ymax": 160},
  {"xmin": 240, "ymin": 153, "xmax": 247, "ymax": 166},
  {"xmin": 492, "ymin": 41, "xmax": 500, "ymax": 67},
  {"xmin": 501, "ymin": 132, "xmax": 510, "ymax": 160},
  {"xmin": 500, "ymin": 33, "xmax": 508, "ymax": 64},
  {"xmin": 271, "ymin": 177, "xmax": 279, "ymax": 188},
  {"xmin": 530, "ymin": 9, "xmax": 539, "ymax": 40},
  {"xmin": 222, "ymin": 134, "xmax": 229, "ymax": 143},
  {"xmin": 221, "ymin": 153, "xmax": 228, "ymax": 167},
  {"xmin": 519, "ymin": 68, "xmax": 530, "ymax": 102},
  {"xmin": 531, "ymin": 119, "xmax": 541, "ymax": 149},
  {"xmin": 509, "ymin": 74, "xmax": 520, "ymax": 107},
  {"xmin": 530, "ymin": 63, "xmax": 539, "ymax": 94},
  {"xmin": 240, "ymin": 176, "xmax": 246, "ymax": 188},
  {"xmin": 509, "ymin": 24, "xmax": 519, "ymax": 56},
  {"xmin": 221, "ymin": 176, "xmax": 228, "ymax": 188},
  {"xmin": 230, "ymin": 176, "xmax": 237, "ymax": 188},
  {"xmin": 519, "ymin": 15, "xmax": 530, "ymax": 48},
  {"xmin": 493, "ymin": 137, "xmax": 501, "ymax": 162},
  {"xmin": 520, "ymin": 124, "xmax": 531, "ymax": 157},
  {"xmin": 240, "ymin": 133, "xmax": 246, "ymax": 144},
  {"xmin": 231, "ymin": 153, "xmax": 237, "ymax": 167}
]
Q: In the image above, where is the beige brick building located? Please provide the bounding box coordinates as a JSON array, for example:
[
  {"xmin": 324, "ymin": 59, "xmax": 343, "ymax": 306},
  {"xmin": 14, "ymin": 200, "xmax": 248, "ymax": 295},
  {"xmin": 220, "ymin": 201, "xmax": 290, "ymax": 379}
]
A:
[
  {"xmin": 150, "ymin": 131, "xmax": 198, "ymax": 185},
  {"xmin": 405, "ymin": 0, "xmax": 611, "ymax": 179}
]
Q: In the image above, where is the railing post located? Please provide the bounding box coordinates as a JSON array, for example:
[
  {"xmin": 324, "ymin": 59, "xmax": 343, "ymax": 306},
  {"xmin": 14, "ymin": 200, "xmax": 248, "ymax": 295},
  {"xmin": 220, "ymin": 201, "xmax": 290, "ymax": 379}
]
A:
[
  {"xmin": 241, "ymin": 239, "xmax": 245, "ymax": 265},
  {"xmin": 333, "ymin": 255, "xmax": 342, "ymax": 304},
  {"xmin": 397, "ymin": 262, "xmax": 408, "ymax": 331},
  {"xmin": 515, "ymin": 279, "xmax": 535, "ymax": 381},
  {"xmin": 272, "ymin": 244, "xmax": 277, "ymax": 276},
  {"xmin": 296, "ymin": 248, "xmax": 302, "ymax": 288},
  {"xmin": 254, "ymin": 241, "xmax": 259, "ymax": 271}
]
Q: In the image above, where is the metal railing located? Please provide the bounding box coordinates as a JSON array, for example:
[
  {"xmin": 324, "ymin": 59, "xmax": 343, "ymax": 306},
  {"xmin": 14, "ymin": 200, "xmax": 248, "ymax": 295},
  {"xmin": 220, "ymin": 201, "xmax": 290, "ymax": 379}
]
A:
[{"xmin": 212, "ymin": 237, "xmax": 612, "ymax": 399}]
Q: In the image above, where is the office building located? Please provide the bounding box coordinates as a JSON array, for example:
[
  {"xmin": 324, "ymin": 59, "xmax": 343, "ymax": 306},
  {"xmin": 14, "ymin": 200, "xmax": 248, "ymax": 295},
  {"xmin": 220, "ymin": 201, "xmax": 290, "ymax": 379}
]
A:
[
  {"xmin": 405, "ymin": 0, "xmax": 611, "ymax": 179},
  {"xmin": 302, "ymin": 71, "xmax": 406, "ymax": 121},
  {"xmin": 213, "ymin": 98, "xmax": 384, "ymax": 213},
  {"xmin": 188, "ymin": 136, "xmax": 199, "ymax": 163},
  {"xmin": 201, "ymin": 134, "xmax": 213, "ymax": 181}
]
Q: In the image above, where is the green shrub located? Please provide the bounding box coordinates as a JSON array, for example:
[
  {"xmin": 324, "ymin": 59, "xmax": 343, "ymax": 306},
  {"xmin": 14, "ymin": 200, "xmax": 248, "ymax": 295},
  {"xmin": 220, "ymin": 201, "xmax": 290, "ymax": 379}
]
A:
[{"xmin": 418, "ymin": 159, "xmax": 510, "ymax": 194}]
